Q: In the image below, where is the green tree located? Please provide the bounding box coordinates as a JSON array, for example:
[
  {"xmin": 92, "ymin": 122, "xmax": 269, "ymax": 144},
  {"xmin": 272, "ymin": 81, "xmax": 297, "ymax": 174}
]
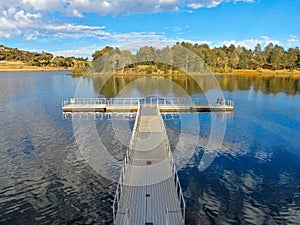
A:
[
  {"xmin": 92, "ymin": 46, "xmax": 113, "ymax": 62},
  {"xmin": 262, "ymin": 43, "xmax": 274, "ymax": 69},
  {"xmin": 285, "ymin": 47, "xmax": 299, "ymax": 70},
  {"xmin": 136, "ymin": 46, "xmax": 156, "ymax": 63},
  {"xmin": 270, "ymin": 45, "xmax": 284, "ymax": 70},
  {"xmin": 253, "ymin": 44, "xmax": 264, "ymax": 69},
  {"xmin": 237, "ymin": 47, "xmax": 253, "ymax": 69}
]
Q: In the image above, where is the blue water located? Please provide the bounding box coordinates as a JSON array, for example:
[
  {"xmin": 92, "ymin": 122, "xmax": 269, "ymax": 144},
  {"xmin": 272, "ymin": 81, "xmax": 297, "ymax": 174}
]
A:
[
  {"xmin": 0, "ymin": 72, "xmax": 299, "ymax": 224},
  {"xmin": 180, "ymin": 89, "xmax": 300, "ymax": 224}
]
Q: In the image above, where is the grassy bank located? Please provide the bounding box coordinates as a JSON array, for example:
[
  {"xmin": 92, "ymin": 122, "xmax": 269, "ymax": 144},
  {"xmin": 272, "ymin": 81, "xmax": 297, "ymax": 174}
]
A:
[
  {"xmin": 2, "ymin": 60, "xmax": 300, "ymax": 77},
  {"xmin": 214, "ymin": 69, "xmax": 300, "ymax": 76},
  {"xmin": 0, "ymin": 61, "xmax": 70, "ymax": 72}
]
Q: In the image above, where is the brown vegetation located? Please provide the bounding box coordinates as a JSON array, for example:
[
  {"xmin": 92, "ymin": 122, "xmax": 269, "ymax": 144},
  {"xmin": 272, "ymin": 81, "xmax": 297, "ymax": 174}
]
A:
[{"xmin": 0, "ymin": 45, "xmax": 88, "ymax": 72}]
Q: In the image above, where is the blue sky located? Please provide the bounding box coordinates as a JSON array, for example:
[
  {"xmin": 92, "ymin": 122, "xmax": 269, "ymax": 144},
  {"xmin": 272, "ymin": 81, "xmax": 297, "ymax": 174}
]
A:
[{"xmin": 0, "ymin": 0, "xmax": 299, "ymax": 58}]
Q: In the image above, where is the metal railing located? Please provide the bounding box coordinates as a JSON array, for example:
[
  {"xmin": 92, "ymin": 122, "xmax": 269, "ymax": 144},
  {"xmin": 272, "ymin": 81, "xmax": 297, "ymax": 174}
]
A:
[
  {"xmin": 128, "ymin": 102, "xmax": 141, "ymax": 159},
  {"xmin": 167, "ymin": 162, "xmax": 186, "ymax": 225},
  {"xmin": 62, "ymin": 112, "xmax": 137, "ymax": 120},
  {"xmin": 62, "ymin": 98, "xmax": 107, "ymax": 107},
  {"xmin": 157, "ymin": 98, "xmax": 192, "ymax": 106},
  {"xmin": 62, "ymin": 97, "xmax": 234, "ymax": 109},
  {"xmin": 156, "ymin": 105, "xmax": 186, "ymax": 225},
  {"xmin": 112, "ymin": 102, "xmax": 141, "ymax": 225},
  {"xmin": 107, "ymin": 98, "xmax": 140, "ymax": 107}
]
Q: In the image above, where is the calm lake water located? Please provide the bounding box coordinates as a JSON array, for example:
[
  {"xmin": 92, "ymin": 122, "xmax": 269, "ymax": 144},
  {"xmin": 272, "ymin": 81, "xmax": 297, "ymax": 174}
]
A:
[{"xmin": 0, "ymin": 71, "xmax": 300, "ymax": 224}]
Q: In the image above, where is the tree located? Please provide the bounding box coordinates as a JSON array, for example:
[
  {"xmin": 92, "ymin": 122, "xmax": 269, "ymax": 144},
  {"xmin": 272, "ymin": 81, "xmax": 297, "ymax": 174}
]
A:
[
  {"xmin": 237, "ymin": 47, "xmax": 252, "ymax": 69},
  {"xmin": 270, "ymin": 45, "xmax": 284, "ymax": 70},
  {"xmin": 72, "ymin": 60, "xmax": 90, "ymax": 74},
  {"xmin": 263, "ymin": 43, "xmax": 274, "ymax": 69},
  {"xmin": 136, "ymin": 46, "xmax": 156, "ymax": 63},
  {"xmin": 214, "ymin": 48, "xmax": 227, "ymax": 71},
  {"xmin": 285, "ymin": 47, "xmax": 299, "ymax": 70},
  {"xmin": 92, "ymin": 46, "xmax": 113, "ymax": 62},
  {"xmin": 253, "ymin": 44, "xmax": 264, "ymax": 69}
]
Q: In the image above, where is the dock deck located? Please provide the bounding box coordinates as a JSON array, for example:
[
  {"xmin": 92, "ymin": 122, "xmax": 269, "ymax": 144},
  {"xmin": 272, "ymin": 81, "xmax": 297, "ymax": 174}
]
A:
[
  {"xmin": 61, "ymin": 97, "xmax": 234, "ymax": 224},
  {"xmin": 62, "ymin": 97, "xmax": 234, "ymax": 113},
  {"xmin": 113, "ymin": 104, "xmax": 185, "ymax": 225}
]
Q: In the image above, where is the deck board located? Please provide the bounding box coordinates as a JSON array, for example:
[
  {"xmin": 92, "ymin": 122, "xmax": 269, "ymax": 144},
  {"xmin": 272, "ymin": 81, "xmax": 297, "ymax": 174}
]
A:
[
  {"xmin": 62, "ymin": 101, "xmax": 233, "ymax": 113},
  {"xmin": 115, "ymin": 105, "xmax": 184, "ymax": 225}
]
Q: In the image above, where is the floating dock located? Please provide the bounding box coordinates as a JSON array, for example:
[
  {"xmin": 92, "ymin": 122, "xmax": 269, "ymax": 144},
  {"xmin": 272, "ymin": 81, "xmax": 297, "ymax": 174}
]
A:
[
  {"xmin": 62, "ymin": 97, "xmax": 234, "ymax": 224},
  {"xmin": 62, "ymin": 97, "xmax": 234, "ymax": 113},
  {"xmin": 113, "ymin": 104, "xmax": 185, "ymax": 225}
]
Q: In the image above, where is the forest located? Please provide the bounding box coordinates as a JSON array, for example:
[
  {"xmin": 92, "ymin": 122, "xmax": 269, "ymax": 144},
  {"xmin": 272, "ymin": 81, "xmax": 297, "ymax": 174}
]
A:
[
  {"xmin": 91, "ymin": 42, "xmax": 300, "ymax": 74},
  {"xmin": 1, "ymin": 42, "xmax": 299, "ymax": 74}
]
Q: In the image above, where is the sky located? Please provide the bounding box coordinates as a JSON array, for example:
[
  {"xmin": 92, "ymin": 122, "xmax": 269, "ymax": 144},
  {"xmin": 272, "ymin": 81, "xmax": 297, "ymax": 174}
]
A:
[{"xmin": 0, "ymin": 0, "xmax": 300, "ymax": 58}]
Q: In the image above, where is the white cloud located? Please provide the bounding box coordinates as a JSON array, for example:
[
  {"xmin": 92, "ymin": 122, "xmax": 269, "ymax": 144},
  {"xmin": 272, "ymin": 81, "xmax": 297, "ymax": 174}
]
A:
[
  {"xmin": 72, "ymin": 9, "xmax": 84, "ymax": 18},
  {"xmin": 0, "ymin": 0, "xmax": 255, "ymax": 17},
  {"xmin": 287, "ymin": 34, "xmax": 300, "ymax": 46},
  {"xmin": 22, "ymin": 0, "xmax": 63, "ymax": 11},
  {"xmin": 52, "ymin": 45, "xmax": 101, "ymax": 57},
  {"xmin": 187, "ymin": 0, "xmax": 254, "ymax": 9},
  {"xmin": 215, "ymin": 36, "xmax": 281, "ymax": 49},
  {"xmin": 0, "ymin": 7, "xmax": 109, "ymax": 39},
  {"xmin": 233, "ymin": 0, "xmax": 255, "ymax": 3},
  {"xmin": 188, "ymin": 0, "xmax": 224, "ymax": 9},
  {"xmin": 0, "ymin": 1, "xmax": 258, "ymax": 42},
  {"xmin": 0, "ymin": 4, "xmax": 182, "ymax": 52}
]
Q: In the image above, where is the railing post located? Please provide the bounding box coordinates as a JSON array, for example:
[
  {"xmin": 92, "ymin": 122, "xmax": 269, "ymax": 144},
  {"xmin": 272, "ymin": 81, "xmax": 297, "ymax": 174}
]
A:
[
  {"xmin": 113, "ymin": 205, "xmax": 116, "ymax": 225},
  {"xmin": 166, "ymin": 208, "xmax": 169, "ymax": 225}
]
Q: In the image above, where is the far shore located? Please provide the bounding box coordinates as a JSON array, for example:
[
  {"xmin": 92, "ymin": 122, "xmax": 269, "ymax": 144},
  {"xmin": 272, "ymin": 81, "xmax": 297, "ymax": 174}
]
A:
[
  {"xmin": 1, "ymin": 61, "xmax": 300, "ymax": 77},
  {"xmin": 81, "ymin": 69, "xmax": 300, "ymax": 77},
  {"xmin": 2, "ymin": 69, "xmax": 300, "ymax": 76},
  {"xmin": 214, "ymin": 69, "xmax": 300, "ymax": 76},
  {"xmin": 0, "ymin": 68, "xmax": 70, "ymax": 72},
  {"xmin": 0, "ymin": 61, "xmax": 71, "ymax": 72}
]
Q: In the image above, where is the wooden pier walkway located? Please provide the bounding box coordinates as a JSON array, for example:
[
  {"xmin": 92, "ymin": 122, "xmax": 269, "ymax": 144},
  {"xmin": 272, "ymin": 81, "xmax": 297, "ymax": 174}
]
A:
[{"xmin": 113, "ymin": 104, "xmax": 185, "ymax": 225}]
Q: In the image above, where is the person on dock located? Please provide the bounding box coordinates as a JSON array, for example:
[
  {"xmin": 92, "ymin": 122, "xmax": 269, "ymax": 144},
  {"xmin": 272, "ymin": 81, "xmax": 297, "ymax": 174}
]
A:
[{"xmin": 220, "ymin": 98, "xmax": 225, "ymax": 105}]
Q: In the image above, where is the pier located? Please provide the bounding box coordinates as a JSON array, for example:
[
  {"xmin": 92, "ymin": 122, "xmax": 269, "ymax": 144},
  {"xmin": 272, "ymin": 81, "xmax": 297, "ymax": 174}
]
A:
[
  {"xmin": 62, "ymin": 97, "xmax": 234, "ymax": 113},
  {"xmin": 113, "ymin": 103, "xmax": 185, "ymax": 225},
  {"xmin": 62, "ymin": 97, "xmax": 234, "ymax": 225}
]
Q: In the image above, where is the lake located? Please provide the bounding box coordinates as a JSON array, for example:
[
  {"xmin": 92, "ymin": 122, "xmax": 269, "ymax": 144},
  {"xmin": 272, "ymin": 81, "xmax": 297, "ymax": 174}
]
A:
[{"xmin": 0, "ymin": 71, "xmax": 299, "ymax": 224}]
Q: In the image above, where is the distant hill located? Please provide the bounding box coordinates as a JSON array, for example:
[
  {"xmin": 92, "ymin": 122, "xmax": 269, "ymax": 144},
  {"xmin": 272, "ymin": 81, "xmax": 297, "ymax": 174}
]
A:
[{"xmin": 0, "ymin": 45, "xmax": 89, "ymax": 72}]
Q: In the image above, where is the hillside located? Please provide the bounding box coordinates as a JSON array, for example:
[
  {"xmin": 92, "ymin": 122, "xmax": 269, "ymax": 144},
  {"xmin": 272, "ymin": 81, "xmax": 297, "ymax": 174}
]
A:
[{"xmin": 0, "ymin": 45, "xmax": 89, "ymax": 72}]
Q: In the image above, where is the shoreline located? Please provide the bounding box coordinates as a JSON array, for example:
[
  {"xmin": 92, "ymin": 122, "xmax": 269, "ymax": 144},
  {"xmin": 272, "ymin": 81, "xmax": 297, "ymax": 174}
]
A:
[
  {"xmin": 81, "ymin": 71, "xmax": 300, "ymax": 77},
  {"xmin": 0, "ymin": 69, "xmax": 70, "ymax": 72},
  {"xmin": 0, "ymin": 60, "xmax": 71, "ymax": 72},
  {"xmin": 0, "ymin": 67, "xmax": 71, "ymax": 72},
  {"xmin": 214, "ymin": 69, "xmax": 300, "ymax": 76},
  {"xmin": 1, "ymin": 67, "xmax": 300, "ymax": 77}
]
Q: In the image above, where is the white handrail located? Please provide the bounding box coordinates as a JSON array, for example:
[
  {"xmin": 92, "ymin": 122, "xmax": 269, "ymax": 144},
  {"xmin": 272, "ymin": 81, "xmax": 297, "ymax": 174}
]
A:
[
  {"xmin": 157, "ymin": 106, "xmax": 186, "ymax": 224},
  {"xmin": 113, "ymin": 101, "xmax": 141, "ymax": 225},
  {"xmin": 63, "ymin": 97, "xmax": 234, "ymax": 108}
]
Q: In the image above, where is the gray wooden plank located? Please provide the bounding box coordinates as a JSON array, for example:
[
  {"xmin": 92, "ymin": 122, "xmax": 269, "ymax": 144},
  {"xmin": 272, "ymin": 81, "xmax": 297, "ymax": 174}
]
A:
[{"xmin": 116, "ymin": 105, "xmax": 184, "ymax": 225}]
